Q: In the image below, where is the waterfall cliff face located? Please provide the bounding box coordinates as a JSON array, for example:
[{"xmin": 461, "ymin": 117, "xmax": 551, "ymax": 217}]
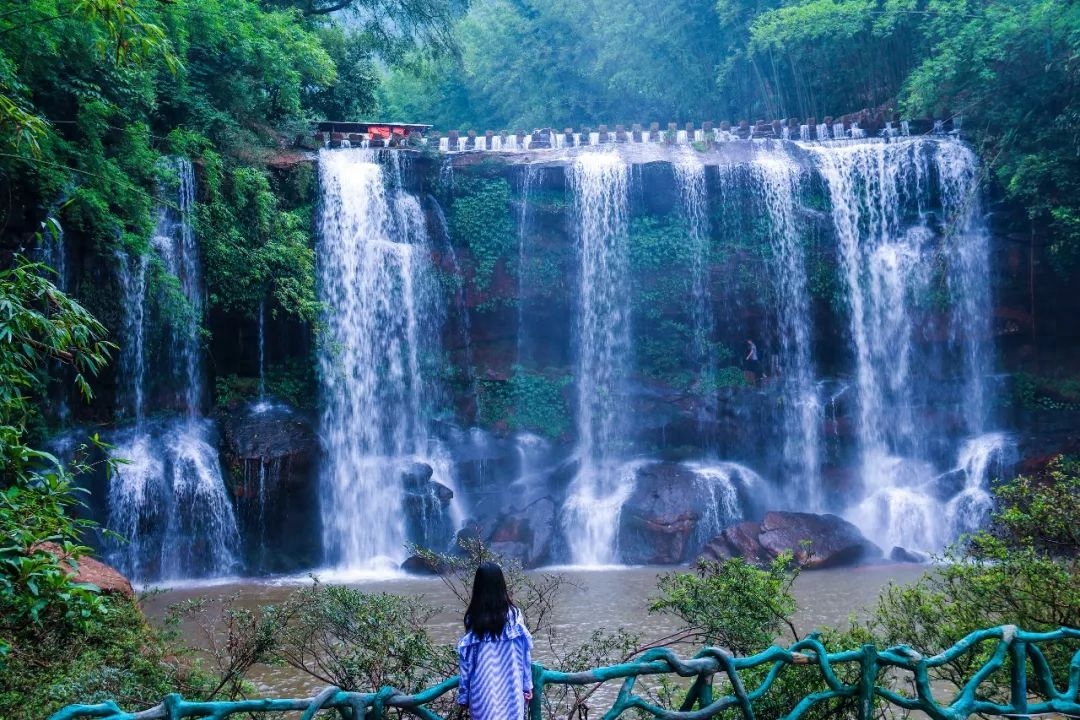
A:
[
  {"xmin": 811, "ymin": 139, "xmax": 995, "ymax": 550},
  {"xmin": 94, "ymin": 136, "xmax": 1008, "ymax": 578},
  {"xmin": 752, "ymin": 153, "xmax": 821, "ymax": 510},
  {"xmin": 550, "ymin": 138, "xmax": 1001, "ymax": 560}
]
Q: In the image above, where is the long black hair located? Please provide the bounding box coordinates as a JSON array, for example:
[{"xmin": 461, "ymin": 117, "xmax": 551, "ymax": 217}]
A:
[{"xmin": 464, "ymin": 562, "xmax": 516, "ymax": 640}]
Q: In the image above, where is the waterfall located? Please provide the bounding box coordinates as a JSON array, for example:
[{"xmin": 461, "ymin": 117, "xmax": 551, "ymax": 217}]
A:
[
  {"xmin": 811, "ymin": 138, "xmax": 994, "ymax": 550},
  {"xmin": 516, "ymin": 164, "xmax": 541, "ymax": 368},
  {"xmin": 945, "ymin": 432, "xmax": 1015, "ymax": 540},
  {"xmin": 317, "ymin": 148, "xmax": 442, "ymax": 572},
  {"xmin": 116, "ymin": 250, "xmax": 148, "ymax": 423},
  {"xmin": 752, "ymin": 151, "xmax": 822, "ymax": 510},
  {"xmin": 106, "ymin": 157, "xmax": 241, "ymax": 582},
  {"xmin": 673, "ymin": 153, "xmax": 715, "ymax": 396},
  {"xmin": 937, "ymin": 141, "xmax": 993, "ymax": 434},
  {"xmin": 685, "ymin": 461, "xmax": 766, "ymax": 545},
  {"xmin": 151, "ymin": 158, "xmax": 203, "ymax": 416},
  {"xmin": 562, "ymin": 152, "xmax": 634, "ymax": 565}
]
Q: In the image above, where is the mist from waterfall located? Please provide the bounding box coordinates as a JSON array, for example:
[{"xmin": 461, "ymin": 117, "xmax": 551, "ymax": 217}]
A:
[{"xmin": 562, "ymin": 152, "xmax": 635, "ymax": 565}]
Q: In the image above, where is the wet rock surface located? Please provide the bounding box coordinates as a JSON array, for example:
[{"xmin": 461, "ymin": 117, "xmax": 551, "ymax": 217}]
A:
[
  {"xmin": 889, "ymin": 546, "xmax": 927, "ymax": 564},
  {"xmin": 695, "ymin": 511, "xmax": 882, "ymax": 569},
  {"xmin": 220, "ymin": 402, "xmax": 320, "ymax": 573},
  {"xmin": 758, "ymin": 511, "xmax": 882, "ymax": 568},
  {"xmin": 618, "ymin": 463, "xmax": 703, "ymax": 565},
  {"xmin": 38, "ymin": 542, "xmax": 134, "ymax": 598},
  {"xmin": 455, "ymin": 497, "xmax": 557, "ymax": 568}
]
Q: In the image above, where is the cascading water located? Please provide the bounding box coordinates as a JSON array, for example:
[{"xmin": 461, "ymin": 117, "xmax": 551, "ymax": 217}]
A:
[
  {"xmin": 945, "ymin": 432, "xmax": 1015, "ymax": 540},
  {"xmin": 107, "ymin": 157, "xmax": 241, "ymax": 582},
  {"xmin": 317, "ymin": 148, "xmax": 446, "ymax": 572},
  {"xmin": 562, "ymin": 152, "xmax": 635, "ymax": 565},
  {"xmin": 752, "ymin": 152, "xmax": 822, "ymax": 510},
  {"xmin": 673, "ymin": 153, "xmax": 715, "ymax": 396},
  {"xmin": 152, "ymin": 158, "xmax": 203, "ymax": 415},
  {"xmin": 684, "ymin": 461, "xmax": 766, "ymax": 545},
  {"xmin": 937, "ymin": 142, "xmax": 993, "ymax": 434},
  {"xmin": 516, "ymin": 164, "xmax": 542, "ymax": 368},
  {"xmin": 811, "ymin": 138, "xmax": 996, "ymax": 551},
  {"xmin": 115, "ymin": 250, "xmax": 148, "ymax": 423}
]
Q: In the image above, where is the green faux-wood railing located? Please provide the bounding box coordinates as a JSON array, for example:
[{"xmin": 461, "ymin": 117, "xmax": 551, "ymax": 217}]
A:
[{"xmin": 50, "ymin": 626, "xmax": 1080, "ymax": 720}]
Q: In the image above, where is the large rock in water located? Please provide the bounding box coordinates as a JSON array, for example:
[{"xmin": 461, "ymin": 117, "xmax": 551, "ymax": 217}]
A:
[
  {"xmin": 618, "ymin": 463, "xmax": 702, "ymax": 565},
  {"xmin": 433, "ymin": 497, "xmax": 557, "ymax": 570},
  {"xmin": 401, "ymin": 461, "xmax": 456, "ymax": 552},
  {"xmin": 220, "ymin": 402, "xmax": 320, "ymax": 572},
  {"xmin": 722, "ymin": 521, "xmax": 772, "ymax": 564},
  {"xmin": 757, "ymin": 511, "xmax": 882, "ymax": 569}
]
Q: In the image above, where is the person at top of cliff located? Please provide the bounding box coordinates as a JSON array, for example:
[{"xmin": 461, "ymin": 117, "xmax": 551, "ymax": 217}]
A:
[{"xmin": 457, "ymin": 562, "xmax": 534, "ymax": 720}]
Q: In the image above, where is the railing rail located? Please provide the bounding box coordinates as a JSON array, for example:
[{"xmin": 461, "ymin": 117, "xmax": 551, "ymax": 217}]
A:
[{"xmin": 49, "ymin": 625, "xmax": 1080, "ymax": 720}]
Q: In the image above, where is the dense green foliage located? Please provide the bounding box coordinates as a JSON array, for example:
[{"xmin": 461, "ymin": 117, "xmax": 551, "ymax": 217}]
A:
[
  {"xmin": 651, "ymin": 555, "xmax": 799, "ymax": 655},
  {"xmin": 274, "ymin": 583, "xmax": 455, "ymax": 692},
  {"xmin": 0, "ymin": 0, "xmax": 460, "ymax": 714},
  {"xmin": 384, "ymin": 0, "xmax": 1080, "ymax": 281},
  {"xmin": 0, "ymin": 596, "xmax": 219, "ymax": 719},
  {"xmin": 0, "ymin": 259, "xmax": 114, "ymax": 656},
  {"xmin": 477, "ymin": 366, "xmax": 573, "ymax": 440},
  {"xmin": 448, "ymin": 176, "xmax": 515, "ymax": 292},
  {"xmin": 0, "ymin": 0, "xmax": 465, "ymax": 417}
]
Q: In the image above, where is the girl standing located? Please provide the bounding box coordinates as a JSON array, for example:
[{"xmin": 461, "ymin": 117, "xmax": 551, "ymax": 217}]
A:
[{"xmin": 457, "ymin": 562, "xmax": 534, "ymax": 720}]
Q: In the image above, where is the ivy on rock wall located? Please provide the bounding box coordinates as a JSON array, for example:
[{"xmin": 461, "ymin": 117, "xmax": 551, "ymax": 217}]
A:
[
  {"xmin": 477, "ymin": 366, "xmax": 573, "ymax": 440},
  {"xmin": 448, "ymin": 176, "xmax": 515, "ymax": 293},
  {"xmin": 196, "ymin": 151, "xmax": 318, "ymax": 324}
]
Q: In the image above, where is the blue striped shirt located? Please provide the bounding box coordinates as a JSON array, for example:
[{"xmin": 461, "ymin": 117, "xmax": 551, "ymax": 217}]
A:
[{"xmin": 457, "ymin": 610, "xmax": 533, "ymax": 720}]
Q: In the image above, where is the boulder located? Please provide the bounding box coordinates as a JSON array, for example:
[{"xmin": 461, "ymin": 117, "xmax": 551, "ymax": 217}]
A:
[
  {"xmin": 221, "ymin": 403, "xmax": 318, "ymax": 475},
  {"xmin": 618, "ymin": 463, "xmax": 702, "ymax": 564},
  {"xmin": 483, "ymin": 497, "xmax": 557, "ymax": 568},
  {"xmin": 219, "ymin": 402, "xmax": 321, "ymax": 573},
  {"xmin": 925, "ymin": 468, "xmax": 967, "ymax": 502},
  {"xmin": 889, "ymin": 546, "xmax": 927, "ymax": 564},
  {"xmin": 404, "ymin": 480, "xmax": 455, "ymax": 552},
  {"xmin": 722, "ymin": 521, "xmax": 771, "ymax": 565},
  {"xmin": 37, "ymin": 542, "xmax": 134, "ymax": 598},
  {"xmin": 758, "ymin": 511, "xmax": 882, "ymax": 569},
  {"xmin": 401, "ymin": 554, "xmax": 446, "ymax": 575},
  {"xmin": 400, "ymin": 461, "xmax": 435, "ymax": 491},
  {"xmin": 696, "ymin": 535, "xmax": 735, "ymax": 563}
]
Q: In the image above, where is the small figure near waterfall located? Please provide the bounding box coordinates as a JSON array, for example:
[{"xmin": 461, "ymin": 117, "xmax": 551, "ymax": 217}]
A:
[
  {"xmin": 744, "ymin": 339, "xmax": 763, "ymax": 384},
  {"xmin": 458, "ymin": 562, "xmax": 534, "ymax": 720}
]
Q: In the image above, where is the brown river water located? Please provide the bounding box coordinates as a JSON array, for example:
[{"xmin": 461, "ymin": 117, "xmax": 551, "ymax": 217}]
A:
[{"xmin": 138, "ymin": 563, "xmax": 930, "ymax": 697}]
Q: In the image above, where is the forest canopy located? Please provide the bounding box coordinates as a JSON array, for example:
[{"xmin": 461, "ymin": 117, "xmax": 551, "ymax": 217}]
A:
[{"xmin": 380, "ymin": 0, "xmax": 1080, "ymax": 272}]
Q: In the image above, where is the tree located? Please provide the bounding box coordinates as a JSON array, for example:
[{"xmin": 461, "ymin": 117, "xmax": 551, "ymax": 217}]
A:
[
  {"xmin": 267, "ymin": 0, "xmax": 463, "ymax": 61},
  {"xmin": 650, "ymin": 555, "xmax": 800, "ymax": 655}
]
